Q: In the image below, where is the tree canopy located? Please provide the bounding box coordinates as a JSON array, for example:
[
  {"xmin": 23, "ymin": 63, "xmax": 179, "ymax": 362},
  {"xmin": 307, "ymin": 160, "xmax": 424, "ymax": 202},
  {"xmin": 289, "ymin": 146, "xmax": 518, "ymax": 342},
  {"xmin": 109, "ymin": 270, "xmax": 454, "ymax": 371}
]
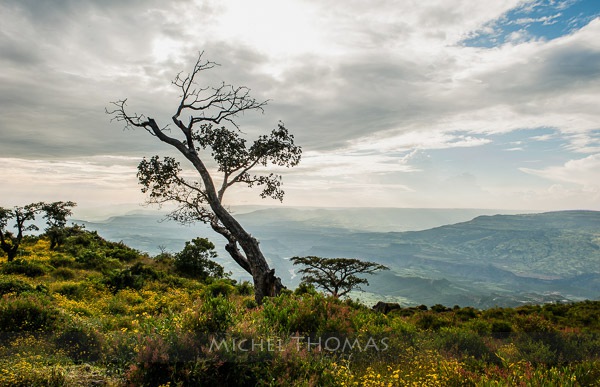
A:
[
  {"xmin": 107, "ymin": 52, "xmax": 301, "ymax": 303},
  {"xmin": 290, "ymin": 256, "xmax": 389, "ymax": 298},
  {"xmin": 0, "ymin": 201, "xmax": 76, "ymax": 261}
]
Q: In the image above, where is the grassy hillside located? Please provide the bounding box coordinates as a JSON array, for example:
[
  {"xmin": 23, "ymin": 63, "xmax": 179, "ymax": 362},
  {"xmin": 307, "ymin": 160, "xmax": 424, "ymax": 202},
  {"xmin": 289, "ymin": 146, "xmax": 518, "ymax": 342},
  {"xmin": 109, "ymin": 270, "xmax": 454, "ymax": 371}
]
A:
[{"xmin": 0, "ymin": 229, "xmax": 599, "ymax": 386}]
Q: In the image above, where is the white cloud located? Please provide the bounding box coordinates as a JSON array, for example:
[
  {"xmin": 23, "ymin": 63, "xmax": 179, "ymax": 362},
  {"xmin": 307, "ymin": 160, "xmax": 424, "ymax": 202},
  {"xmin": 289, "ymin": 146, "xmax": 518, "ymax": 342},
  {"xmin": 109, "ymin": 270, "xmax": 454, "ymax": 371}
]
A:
[
  {"xmin": 0, "ymin": 156, "xmax": 144, "ymax": 209},
  {"xmin": 520, "ymin": 153, "xmax": 600, "ymax": 187},
  {"xmin": 1, "ymin": 0, "xmax": 599, "ymax": 212}
]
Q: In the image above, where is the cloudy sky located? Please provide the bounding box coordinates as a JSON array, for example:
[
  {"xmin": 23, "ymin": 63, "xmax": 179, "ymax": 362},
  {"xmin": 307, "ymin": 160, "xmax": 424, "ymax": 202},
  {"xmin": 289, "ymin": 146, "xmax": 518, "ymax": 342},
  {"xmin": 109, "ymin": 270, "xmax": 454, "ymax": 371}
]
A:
[{"xmin": 1, "ymin": 0, "xmax": 599, "ymax": 217}]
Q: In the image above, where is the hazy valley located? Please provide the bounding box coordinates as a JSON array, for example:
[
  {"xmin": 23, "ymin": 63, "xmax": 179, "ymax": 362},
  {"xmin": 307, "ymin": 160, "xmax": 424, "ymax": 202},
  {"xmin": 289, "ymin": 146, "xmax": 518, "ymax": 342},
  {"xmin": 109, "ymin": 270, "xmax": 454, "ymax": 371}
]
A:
[{"xmin": 78, "ymin": 207, "xmax": 600, "ymax": 308}]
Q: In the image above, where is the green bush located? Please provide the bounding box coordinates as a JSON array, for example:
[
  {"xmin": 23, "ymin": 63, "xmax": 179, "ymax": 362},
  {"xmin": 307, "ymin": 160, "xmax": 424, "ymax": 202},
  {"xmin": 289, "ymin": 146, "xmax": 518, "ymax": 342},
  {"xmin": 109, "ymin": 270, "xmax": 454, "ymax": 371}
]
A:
[
  {"xmin": 104, "ymin": 262, "xmax": 162, "ymax": 292},
  {"xmin": 415, "ymin": 313, "xmax": 451, "ymax": 331},
  {"xmin": 54, "ymin": 323, "xmax": 103, "ymax": 363},
  {"xmin": 0, "ymin": 294, "xmax": 61, "ymax": 331},
  {"xmin": 261, "ymin": 293, "xmax": 333, "ymax": 335},
  {"xmin": 236, "ymin": 280, "xmax": 254, "ymax": 296},
  {"xmin": 293, "ymin": 282, "xmax": 318, "ymax": 296},
  {"xmin": 52, "ymin": 267, "xmax": 76, "ymax": 280},
  {"xmin": 1, "ymin": 259, "xmax": 49, "ymax": 277},
  {"xmin": 174, "ymin": 238, "xmax": 226, "ymax": 280},
  {"xmin": 105, "ymin": 241, "xmax": 140, "ymax": 262},
  {"xmin": 204, "ymin": 279, "xmax": 235, "ymax": 298},
  {"xmin": 54, "ymin": 282, "xmax": 87, "ymax": 300},
  {"xmin": 75, "ymin": 249, "xmax": 106, "ymax": 269},
  {"xmin": 0, "ymin": 277, "xmax": 35, "ymax": 296},
  {"xmin": 436, "ymin": 327, "xmax": 498, "ymax": 362},
  {"xmin": 185, "ymin": 296, "xmax": 236, "ymax": 334},
  {"xmin": 49, "ymin": 254, "xmax": 75, "ymax": 268}
]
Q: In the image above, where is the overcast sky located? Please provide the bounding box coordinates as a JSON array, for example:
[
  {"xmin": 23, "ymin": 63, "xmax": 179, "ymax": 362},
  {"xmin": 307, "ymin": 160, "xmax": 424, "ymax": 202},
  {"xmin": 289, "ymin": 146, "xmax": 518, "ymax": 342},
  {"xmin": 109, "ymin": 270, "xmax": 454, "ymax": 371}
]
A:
[{"xmin": 1, "ymin": 0, "xmax": 599, "ymax": 217}]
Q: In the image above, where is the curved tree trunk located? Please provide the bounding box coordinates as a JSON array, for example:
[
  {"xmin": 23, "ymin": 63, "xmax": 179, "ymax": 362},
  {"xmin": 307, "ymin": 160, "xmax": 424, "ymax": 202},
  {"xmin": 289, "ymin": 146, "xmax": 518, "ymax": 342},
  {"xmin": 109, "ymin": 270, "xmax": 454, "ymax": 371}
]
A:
[{"xmin": 175, "ymin": 136, "xmax": 284, "ymax": 304}]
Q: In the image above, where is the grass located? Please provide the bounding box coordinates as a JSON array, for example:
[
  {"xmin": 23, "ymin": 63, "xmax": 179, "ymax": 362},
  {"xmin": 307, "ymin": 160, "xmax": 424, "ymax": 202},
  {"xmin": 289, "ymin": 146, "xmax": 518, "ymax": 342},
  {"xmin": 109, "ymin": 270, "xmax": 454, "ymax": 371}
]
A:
[{"xmin": 0, "ymin": 231, "xmax": 598, "ymax": 386}]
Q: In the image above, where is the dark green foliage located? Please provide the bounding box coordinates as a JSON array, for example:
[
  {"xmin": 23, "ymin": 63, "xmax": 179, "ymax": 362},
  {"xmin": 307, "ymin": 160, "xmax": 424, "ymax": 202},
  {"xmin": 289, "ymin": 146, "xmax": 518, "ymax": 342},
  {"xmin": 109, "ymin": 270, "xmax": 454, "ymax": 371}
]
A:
[
  {"xmin": 204, "ymin": 279, "xmax": 235, "ymax": 298},
  {"xmin": 455, "ymin": 306, "xmax": 479, "ymax": 321},
  {"xmin": 41, "ymin": 201, "xmax": 76, "ymax": 250},
  {"xmin": 52, "ymin": 267, "xmax": 76, "ymax": 280},
  {"xmin": 431, "ymin": 303, "xmax": 452, "ymax": 313},
  {"xmin": 104, "ymin": 241, "xmax": 140, "ymax": 262},
  {"xmin": 291, "ymin": 256, "xmax": 389, "ymax": 298},
  {"xmin": 49, "ymin": 254, "xmax": 75, "ymax": 268},
  {"xmin": 104, "ymin": 262, "xmax": 162, "ymax": 292},
  {"xmin": 415, "ymin": 313, "xmax": 451, "ymax": 331},
  {"xmin": 490, "ymin": 320, "xmax": 513, "ymax": 337},
  {"xmin": 174, "ymin": 238, "xmax": 226, "ymax": 280},
  {"xmin": 54, "ymin": 323, "xmax": 103, "ymax": 363},
  {"xmin": 75, "ymin": 249, "xmax": 109, "ymax": 270},
  {"xmin": 0, "ymin": 277, "xmax": 35, "ymax": 296},
  {"xmin": 55, "ymin": 282, "xmax": 87, "ymax": 300},
  {"xmin": 185, "ymin": 296, "xmax": 236, "ymax": 334},
  {"xmin": 1, "ymin": 258, "xmax": 49, "ymax": 277},
  {"xmin": 235, "ymin": 280, "xmax": 254, "ymax": 296},
  {"xmin": 0, "ymin": 294, "xmax": 61, "ymax": 331},
  {"xmin": 293, "ymin": 281, "xmax": 318, "ymax": 296},
  {"xmin": 436, "ymin": 327, "xmax": 498, "ymax": 362},
  {"xmin": 261, "ymin": 293, "xmax": 359, "ymax": 335}
]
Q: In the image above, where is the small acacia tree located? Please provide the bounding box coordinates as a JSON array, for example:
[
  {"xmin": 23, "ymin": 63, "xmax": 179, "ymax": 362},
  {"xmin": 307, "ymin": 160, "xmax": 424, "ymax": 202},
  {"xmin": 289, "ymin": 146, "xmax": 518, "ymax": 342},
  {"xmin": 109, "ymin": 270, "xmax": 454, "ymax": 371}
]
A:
[
  {"xmin": 0, "ymin": 201, "xmax": 75, "ymax": 261},
  {"xmin": 42, "ymin": 201, "xmax": 77, "ymax": 250},
  {"xmin": 290, "ymin": 256, "xmax": 389, "ymax": 298},
  {"xmin": 107, "ymin": 52, "xmax": 301, "ymax": 304},
  {"xmin": 0, "ymin": 203, "xmax": 41, "ymax": 261}
]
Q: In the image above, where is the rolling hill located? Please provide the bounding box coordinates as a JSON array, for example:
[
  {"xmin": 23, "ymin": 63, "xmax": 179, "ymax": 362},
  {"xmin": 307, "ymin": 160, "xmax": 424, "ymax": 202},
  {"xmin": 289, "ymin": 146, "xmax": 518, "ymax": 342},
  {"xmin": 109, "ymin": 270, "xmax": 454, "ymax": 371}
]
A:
[{"xmin": 79, "ymin": 208, "xmax": 600, "ymax": 308}]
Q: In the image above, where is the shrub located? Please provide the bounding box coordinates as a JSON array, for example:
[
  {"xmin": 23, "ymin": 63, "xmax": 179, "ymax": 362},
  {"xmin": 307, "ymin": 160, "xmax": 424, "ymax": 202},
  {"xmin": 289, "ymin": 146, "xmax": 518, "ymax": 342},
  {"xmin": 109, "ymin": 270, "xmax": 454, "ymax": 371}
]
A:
[
  {"xmin": 52, "ymin": 267, "xmax": 76, "ymax": 280},
  {"xmin": 236, "ymin": 280, "xmax": 254, "ymax": 296},
  {"xmin": 49, "ymin": 254, "xmax": 75, "ymax": 268},
  {"xmin": 490, "ymin": 319, "xmax": 513, "ymax": 338},
  {"xmin": 104, "ymin": 241, "xmax": 141, "ymax": 262},
  {"xmin": 0, "ymin": 294, "xmax": 61, "ymax": 331},
  {"xmin": 204, "ymin": 279, "xmax": 235, "ymax": 298},
  {"xmin": 415, "ymin": 313, "xmax": 451, "ymax": 331},
  {"xmin": 0, "ymin": 278, "xmax": 35, "ymax": 296},
  {"xmin": 174, "ymin": 238, "xmax": 227, "ymax": 280},
  {"xmin": 104, "ymin": 262, "xmax": 161, "ymax": 292},
  {"xmin": 75, "ymin": 249, "xmax": 106, "ymax": 269},
  {"xmin": 293, "ymin": 282, "xmax": 318, "ymax": 296},
  {"xmin": 1, "ymin": 259, "xmax": 49, "ymax": 277},
  {"xmin": 436, "ymin": 327, "xmax": 497, "ymax": 361},
  {"xmin": 261, "ymin": 293, "xmax": 334, "ymax": 334},
  {"xmin": 185, "ymin": 296, "xmax": 236, "ymax": 334},
  {"xmin": 455, "ymin": 306, "xmax": 479, "ymax": 321},
  {"xmin": 54, "ymin": 323, "xmax": 103, "ymax": 363},
  {"xmin": 54, "ymin": 282, "xmax": 87, "ymax": 300}
]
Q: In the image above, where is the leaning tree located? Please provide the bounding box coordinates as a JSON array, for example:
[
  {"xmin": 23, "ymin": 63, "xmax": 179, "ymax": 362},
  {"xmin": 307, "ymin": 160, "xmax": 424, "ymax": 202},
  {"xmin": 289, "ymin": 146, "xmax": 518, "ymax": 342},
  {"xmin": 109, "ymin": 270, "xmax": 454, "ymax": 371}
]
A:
[{"xmin": 107, "ymin": 53, "xmax": 301, "ymax": 304}]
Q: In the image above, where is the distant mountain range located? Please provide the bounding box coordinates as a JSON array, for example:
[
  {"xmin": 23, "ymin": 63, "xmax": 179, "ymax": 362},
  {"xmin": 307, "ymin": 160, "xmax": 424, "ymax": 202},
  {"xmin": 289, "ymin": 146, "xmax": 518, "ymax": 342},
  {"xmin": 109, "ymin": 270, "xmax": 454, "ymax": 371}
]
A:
[{"xmin": 77, "ymin": 208, "xmax": 599, "ymax": 308}]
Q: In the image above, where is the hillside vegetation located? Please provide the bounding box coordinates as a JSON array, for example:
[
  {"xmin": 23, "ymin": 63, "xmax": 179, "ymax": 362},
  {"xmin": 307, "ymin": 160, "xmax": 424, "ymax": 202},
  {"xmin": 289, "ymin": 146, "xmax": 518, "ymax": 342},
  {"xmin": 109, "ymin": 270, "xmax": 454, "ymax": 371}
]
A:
[
  {"xmin": 80, "ymin": 210, "xmax": 600, "ymax": 308},
  {"xmin": 0, "ymin": 228, "xmax": 599, "ymax": 386}
]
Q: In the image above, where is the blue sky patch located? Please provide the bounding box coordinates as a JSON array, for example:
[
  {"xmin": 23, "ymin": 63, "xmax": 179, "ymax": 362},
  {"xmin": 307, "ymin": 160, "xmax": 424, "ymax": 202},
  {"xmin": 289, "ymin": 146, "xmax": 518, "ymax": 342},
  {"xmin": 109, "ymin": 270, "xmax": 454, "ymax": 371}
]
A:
[{"xmin": 463, "ymin": 0, "xmax": 600, "ymax": 47}]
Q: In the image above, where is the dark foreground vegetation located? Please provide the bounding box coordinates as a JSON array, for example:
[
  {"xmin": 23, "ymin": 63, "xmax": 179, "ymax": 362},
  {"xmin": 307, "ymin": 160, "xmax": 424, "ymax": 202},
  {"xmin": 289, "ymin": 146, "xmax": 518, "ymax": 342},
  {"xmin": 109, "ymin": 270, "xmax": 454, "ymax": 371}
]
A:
[{"xmin": 0, "ymin": 228, "xmax": 599, "ymax": 386}]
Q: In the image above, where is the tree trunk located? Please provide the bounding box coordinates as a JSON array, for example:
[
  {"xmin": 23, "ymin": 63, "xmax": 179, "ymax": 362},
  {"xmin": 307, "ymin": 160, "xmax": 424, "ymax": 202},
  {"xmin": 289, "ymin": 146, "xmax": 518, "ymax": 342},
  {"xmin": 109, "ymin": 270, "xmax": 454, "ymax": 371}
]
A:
[
  {"xmin": 6, "ymin": 247, "xmax": 17, "ymax": 262},
  {"xmin": 179, "ymin": 145, "xmax": 284, "ymax": 304},
  {"xmin": 212, "ymin": 202, "xmax": 284, "ymax": 304}
]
